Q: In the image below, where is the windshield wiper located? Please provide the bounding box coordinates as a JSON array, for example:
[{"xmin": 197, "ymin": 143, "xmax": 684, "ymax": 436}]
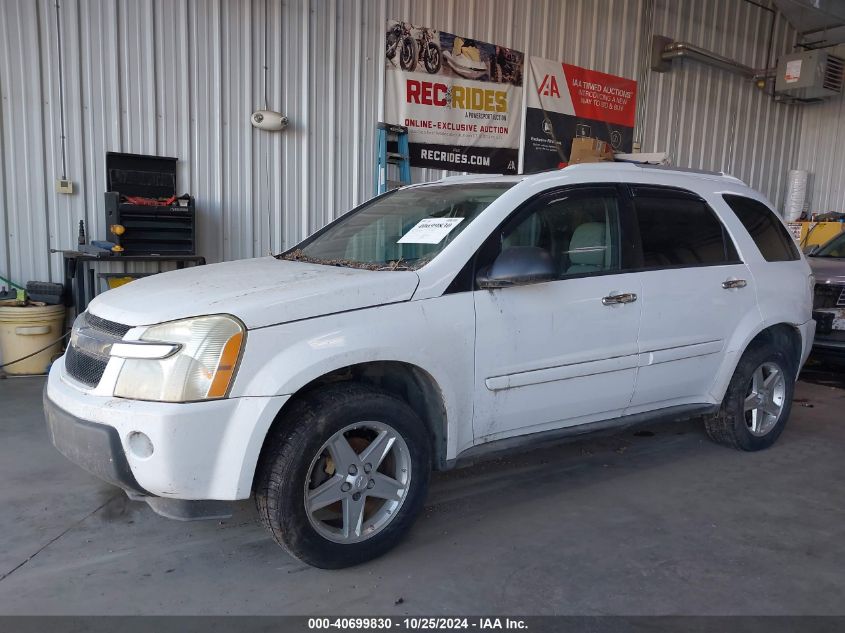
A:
[
  {"xmin": 278, "ymin": 250, "xmax": 363, "ymax": 268},
  {"xmin": 377, "ymin": 258, "xmax": 415, "ymax": 271},
  {"xmin": 278, "ymin": 250, "xmax": 418, "ymax": 271}
]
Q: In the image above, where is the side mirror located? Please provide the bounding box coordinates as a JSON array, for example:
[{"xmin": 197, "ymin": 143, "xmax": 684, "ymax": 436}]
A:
[
  {"xmin": 477, "ymin": 246, "xmax": 557, "ymax": 289},
  {"xmin": 803, "ymin": 244, "xmax": 820, "ymax": 256}
]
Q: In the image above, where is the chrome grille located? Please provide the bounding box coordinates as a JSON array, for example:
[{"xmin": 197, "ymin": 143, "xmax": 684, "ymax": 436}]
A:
[
  {"xmin": 64, "ymin": 344, "xmax": 109, "ymax": 387},
  {"xmin": 64, "ymin": 312, "xmax": 128, "ymax": 387},
  {"xmin": 85, "ymin": 313, "xmax": 131, "ymax": 338},
  {"xmin": 839, "ymin": 287, "xmax": 845, "ymax": 308}
]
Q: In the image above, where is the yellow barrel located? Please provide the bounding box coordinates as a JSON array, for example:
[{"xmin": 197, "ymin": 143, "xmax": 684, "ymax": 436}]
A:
[{"xmin": 0, "ymin": 304, "xmax": 67, "ymax": 375}]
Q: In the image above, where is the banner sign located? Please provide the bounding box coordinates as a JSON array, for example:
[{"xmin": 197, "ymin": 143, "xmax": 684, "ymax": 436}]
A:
[
  {"xmin": 384, "ymin": 20, "xmax": 524, "ymax": 174},
  {"xmin": 523, "ymin": 57, "xmax": 637, "ymax": 173}
]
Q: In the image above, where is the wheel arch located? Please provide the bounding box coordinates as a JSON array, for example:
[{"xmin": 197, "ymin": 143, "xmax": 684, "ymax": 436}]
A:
[
  {"xmin": 746, "ymin": 323, "xmax": 803, "ymax": 373},
  {"xmin": 252, "ymin": 360, "xmax": 449, "ymax": 494},
  {"xmin": 710, "ymin": 321, "xmax": 805, "ymax": 403}
]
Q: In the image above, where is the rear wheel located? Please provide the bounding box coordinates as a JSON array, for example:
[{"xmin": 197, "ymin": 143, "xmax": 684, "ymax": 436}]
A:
[
  {"xmin": 704, "ymin": 343, "xmax": 795, "ymax": 451},
  {"xmin": 255, "ymin": 383, "xmax": 431, "ymax": 568}
]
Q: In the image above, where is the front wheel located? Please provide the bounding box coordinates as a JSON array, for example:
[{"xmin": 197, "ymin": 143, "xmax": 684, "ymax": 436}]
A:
[
  {"xmin": 255, "ymin": 383, "xmax": 431, "ymax": 568},
  {"xmin": 424, "ymin": 43, "xmax": 441, "ymax": 73},
  {"xmin": 704, "ymin": 343, "xmax": 795, "ymax": 451},
  {"xmin": 399, "ymin": 37, "xmax": 418, "ymax": 71}
]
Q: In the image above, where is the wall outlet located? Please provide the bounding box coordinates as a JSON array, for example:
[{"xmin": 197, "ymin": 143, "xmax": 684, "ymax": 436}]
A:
[{"xmin": 56, "ymin": 179, "xmax": 73, "ymax": 194}]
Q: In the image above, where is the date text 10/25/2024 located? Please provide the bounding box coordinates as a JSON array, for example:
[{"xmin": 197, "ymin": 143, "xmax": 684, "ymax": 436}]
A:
[{"xmin": 308, "ymin": 618, "xmax": 528, "ymax": 630}]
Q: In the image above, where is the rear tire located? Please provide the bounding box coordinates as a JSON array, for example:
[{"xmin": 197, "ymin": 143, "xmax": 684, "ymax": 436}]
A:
[
  {"xmin": 704, "ymin": 342, "xmax": 795, "ymax": 451},
  {"xmin": 255, "ymin": 383, "xmax": 431, "ymax": 569}
]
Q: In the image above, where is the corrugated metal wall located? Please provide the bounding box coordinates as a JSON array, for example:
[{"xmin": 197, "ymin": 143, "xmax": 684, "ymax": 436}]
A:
[
  {"xmin": 642, "ymin": 0, "xmax": 801, "ymax": 208},
  {"xmin": 0, "ymin": 0, "xmax": 802, "ymax": 287},
  {"xmin": 793, "ymin": 44, "xmax": 845, "ymax": 213}
]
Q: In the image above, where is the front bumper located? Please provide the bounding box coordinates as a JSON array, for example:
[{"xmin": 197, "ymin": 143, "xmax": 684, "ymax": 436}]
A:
[
  {"xmin": 45, "ymin": 357, "xmax": 289, "ymax": 501},
  {"xmin": 44, "ymin": 388, "xmax": 148, "ymax": 495},
  {"xmin": 44, "ymin": 392, "xmax": 235, "ymax": 520},
  {"xmin": 811, "ymin": 308, "xmax": 845, "ymax": 362},
  {"xmin": 798, "ymin": 318, "xmax": 816, "ymax": 370},
  {"xmin": 812, "ymin": 331, "xmax": 845, "ymax": 361}
]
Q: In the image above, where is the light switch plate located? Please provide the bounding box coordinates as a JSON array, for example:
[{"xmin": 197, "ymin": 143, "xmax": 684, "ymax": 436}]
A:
[{"xmin": 56, "ymin": 179, "xmax": 73, "ymax": 194}]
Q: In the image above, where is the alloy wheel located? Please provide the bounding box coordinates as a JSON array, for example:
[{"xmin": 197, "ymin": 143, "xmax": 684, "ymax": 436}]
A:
[
  {"xmin": 743, "ymin": 361, "xmax": 786, "ymax": 436},
  {"xmin": 304, "ymin": 422, "xmax": 412, "ymax": 544}
]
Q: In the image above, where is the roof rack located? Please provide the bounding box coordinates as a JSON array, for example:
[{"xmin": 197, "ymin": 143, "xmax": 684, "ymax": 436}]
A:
[
  {"xmin": 632, "ymin": 163, "xmax": 724, "ymax": 176},
  {"xmin": 436, "ymin": 174, "xmax": 525, "ymax": 183},
  {"xmin": 631, "ymin": 163, "xmax": 746, "ymax": 184}
]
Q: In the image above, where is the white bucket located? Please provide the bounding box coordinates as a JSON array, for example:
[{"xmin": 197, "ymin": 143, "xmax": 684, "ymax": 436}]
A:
[
  {"xmin": 0, "ymin": 304, "xmax": 67, "ymax": 375},
  {"xmin": 784, "ymin": 170, "xmax": 809, "ymax": 222}
]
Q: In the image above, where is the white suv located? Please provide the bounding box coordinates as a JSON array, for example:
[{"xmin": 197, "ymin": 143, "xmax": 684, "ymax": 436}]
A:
[{"xmin": 45, "ymin": 163, "xmax": 815, "ymax": 568}]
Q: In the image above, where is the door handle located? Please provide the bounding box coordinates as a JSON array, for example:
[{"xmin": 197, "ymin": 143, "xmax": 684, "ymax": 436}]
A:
[
  {"xmin": 722, "ymin": 279, "xmax": 747, "ymax": 289},
  {"xmin": 602, "ymin": 292, "xmax": 638, "ymax": 306}
]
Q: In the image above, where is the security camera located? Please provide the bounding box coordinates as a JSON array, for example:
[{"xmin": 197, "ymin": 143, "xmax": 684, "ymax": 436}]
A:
[{"xmin": 251, "ymin": 110, "xmax": 289, "ymax": 131}]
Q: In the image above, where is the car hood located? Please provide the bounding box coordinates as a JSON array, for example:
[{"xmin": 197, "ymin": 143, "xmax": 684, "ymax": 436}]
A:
[
  {"xmin": 808, "ymin": 257, "xmax": 845, "ymax": 285},
  {"xmin": 86, "ymin": 257, "xmax": 420, "ymax": 329}
]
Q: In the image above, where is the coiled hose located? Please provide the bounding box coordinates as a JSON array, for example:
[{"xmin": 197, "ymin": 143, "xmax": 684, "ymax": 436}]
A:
[{"xmin": 0, "ymin": 332, "xmax": 70, "ymax": 370}]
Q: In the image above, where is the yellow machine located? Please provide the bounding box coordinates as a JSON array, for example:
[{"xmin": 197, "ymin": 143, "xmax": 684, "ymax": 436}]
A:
[{"xmin": 787, "ymin": 221, "xmax": 845, "ymax": 248}]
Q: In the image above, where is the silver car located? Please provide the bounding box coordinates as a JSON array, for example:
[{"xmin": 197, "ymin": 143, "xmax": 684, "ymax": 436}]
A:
[{"xmin": 808, "ymin": 230, "xmax": 845, "ymax": 362}]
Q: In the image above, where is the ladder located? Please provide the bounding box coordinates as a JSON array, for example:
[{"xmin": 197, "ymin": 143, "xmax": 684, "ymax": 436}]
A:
[{"xmin": 374, "ymin": 122, "xmax": 411, "ymax": 195}]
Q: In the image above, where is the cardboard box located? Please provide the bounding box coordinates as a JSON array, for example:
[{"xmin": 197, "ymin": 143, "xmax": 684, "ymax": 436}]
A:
[{"xmin": 569, "ymin": 136, "xmax": 615, "ymax": 164}]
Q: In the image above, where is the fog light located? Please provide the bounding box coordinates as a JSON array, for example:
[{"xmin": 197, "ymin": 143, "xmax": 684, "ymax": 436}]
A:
[{"xmin": 127, "ymin": 431, "xmax": 154, "ymax": 458}]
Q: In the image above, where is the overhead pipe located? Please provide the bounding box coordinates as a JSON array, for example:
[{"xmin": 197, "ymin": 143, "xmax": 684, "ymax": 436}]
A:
[
  {"xmin": 741, "ymin": 0, "xmax": 775, "ymax": 83},
  {"xmin": 653, "ymin": 0, "xmax": 777, "ymax": 83},
  {"xmin": 658, "ymin": 40, "xmax": 757, "ymax": 79},
  {"xmin": 655, "ymin": 37, "xmax": 786, "ymax": 98}
]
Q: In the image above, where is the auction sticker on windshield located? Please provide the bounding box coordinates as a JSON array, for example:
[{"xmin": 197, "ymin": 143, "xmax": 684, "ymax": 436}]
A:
[{"xmin": 398, "ymin": 217, "xmax": 464, "ymax": 244}]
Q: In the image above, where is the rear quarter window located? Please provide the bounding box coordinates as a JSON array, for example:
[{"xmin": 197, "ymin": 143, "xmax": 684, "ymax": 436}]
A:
[{"xmin": 722, "ymin": 194, "xmax": 800, "ymax": 262}]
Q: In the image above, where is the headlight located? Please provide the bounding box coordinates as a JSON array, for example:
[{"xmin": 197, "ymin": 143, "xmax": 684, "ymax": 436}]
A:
[{"xmin": 114, "ymin": 315, "xmax": 245, "ymax": 402}]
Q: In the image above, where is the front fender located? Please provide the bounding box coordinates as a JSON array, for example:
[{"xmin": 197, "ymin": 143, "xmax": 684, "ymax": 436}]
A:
[{"xmin": 231, "ymin": 294, "xmax": 476, "ymax": 463}]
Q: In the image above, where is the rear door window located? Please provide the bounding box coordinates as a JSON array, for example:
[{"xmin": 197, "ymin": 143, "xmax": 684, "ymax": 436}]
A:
[
  {"xmin": 630, "ymin": 186, "xmax": 740, "ymax": 269},
  {"xmin": 722, "ymin": 194, "xmax": 800, "ymax": 262}
]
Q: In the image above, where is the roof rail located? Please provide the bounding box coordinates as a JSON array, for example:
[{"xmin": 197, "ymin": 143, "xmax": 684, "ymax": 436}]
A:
[
  {"xmin": 632, "ymin": 163, "xmax": 746, "ymax": 184},
  {"xmin": 632, "ymin": 163, "xmax": 724, "ymax": 176},
  {"xmin": 437, "ymin": 174, "xmax": 494, "ymax": 182},
  {"xmin": 436, "ymin": 173, "xmax": 525, "ymax": 183}
]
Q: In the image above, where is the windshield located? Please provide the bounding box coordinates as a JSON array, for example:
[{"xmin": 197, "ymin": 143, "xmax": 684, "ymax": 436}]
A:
[
  {"xmin": 282, "ymin": 183, "xmax": 515, "ymax": 270},
  {"xmin": 814, "ymin": 231, "xmax": 845, "ymax": 257}
]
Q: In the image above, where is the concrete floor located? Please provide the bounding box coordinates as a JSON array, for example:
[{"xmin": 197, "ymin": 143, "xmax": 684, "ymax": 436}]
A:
[{"xmin": 0, "ymin": 371, "xmax": 843, "ymax": 615}]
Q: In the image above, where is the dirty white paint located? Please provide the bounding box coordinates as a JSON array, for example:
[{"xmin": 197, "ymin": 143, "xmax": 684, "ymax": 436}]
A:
[
  {"xmin": 1, "ymin": 0, "xmax": 803, "ymax": 287},
  {"xmin": 47, "ymin": 164, "xmax": 815, "ymax": 499}
]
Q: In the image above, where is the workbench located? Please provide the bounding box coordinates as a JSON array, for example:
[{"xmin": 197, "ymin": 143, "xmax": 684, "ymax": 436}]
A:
[{"xmin": 52, "ymin": 250, "xmax": 206, "ymax": 314}]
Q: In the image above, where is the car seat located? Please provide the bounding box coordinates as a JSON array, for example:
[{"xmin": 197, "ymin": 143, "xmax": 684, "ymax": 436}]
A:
[{"xmin": 566, "ymin": 222, "xmax": 607, "ymax": 275}]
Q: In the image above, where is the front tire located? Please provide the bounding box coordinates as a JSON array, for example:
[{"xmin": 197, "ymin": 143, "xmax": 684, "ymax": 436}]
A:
[
  {"xmin": 255, "ymin": 383, "xmax": 431, "ymax": 568},
  {"xmin": 399, "ymin": 37, "xmax": 418, "ymax": 71},
  {"xmin": 424, "ymin": 43, "xmax": 441, "ymax": 73},
  {"xmin": 704, "ymin": 342, "xmax": 795, "ymax": 451}
]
